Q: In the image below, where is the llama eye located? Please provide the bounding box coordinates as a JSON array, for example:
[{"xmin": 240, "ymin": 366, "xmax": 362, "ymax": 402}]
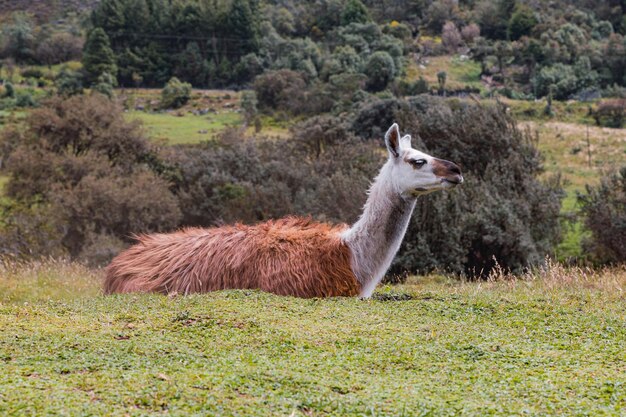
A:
[{"xmin": 410, "ymin": 159, "xmax": 427, "ymax": 168}]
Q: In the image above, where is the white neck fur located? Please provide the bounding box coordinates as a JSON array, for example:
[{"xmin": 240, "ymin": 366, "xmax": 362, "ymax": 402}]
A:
[{"xmin": 341, "ymin": 160, "xmax": 417, "ymax": 298}]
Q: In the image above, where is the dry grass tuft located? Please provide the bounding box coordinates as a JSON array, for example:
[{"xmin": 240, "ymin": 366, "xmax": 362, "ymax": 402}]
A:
[{"xmin": 0, "ymin": 258, "xmax": 102, "ymax": 304}]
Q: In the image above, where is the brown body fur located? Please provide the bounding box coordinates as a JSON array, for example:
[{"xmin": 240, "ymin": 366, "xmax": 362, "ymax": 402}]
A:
[{"xmin": 104, "ymin": 217, "xmax": 361, "ymax": 298}]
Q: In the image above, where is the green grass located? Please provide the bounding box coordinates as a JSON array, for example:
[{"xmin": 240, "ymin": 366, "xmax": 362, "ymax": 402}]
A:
[
  {"xmin": 126, "ymin": 111, "xmax": 243, "ymax": 145},
  {"xmin": 520, "ymin": 120, "xmax": 626, "ymax": 260},
  {"xmin": 1, "ymin": 262, "xmax": 625, "ymax": 415},
  {"xmin": 406, "ymin": 55, "xmax": 484, "ymax": 92}
]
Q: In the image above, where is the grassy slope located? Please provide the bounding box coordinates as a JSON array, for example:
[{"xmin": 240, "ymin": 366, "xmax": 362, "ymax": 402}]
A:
[
  {"xmin": 1, "ymin": 263, "xmax": 625, "ymax": 416},
  {"xmin": 406, "ymin": 55, "xmax": 484, "ymax": 92},
  {"xmin": 128, "ymin": 111, "xmax": 242, "ymax": 145}
]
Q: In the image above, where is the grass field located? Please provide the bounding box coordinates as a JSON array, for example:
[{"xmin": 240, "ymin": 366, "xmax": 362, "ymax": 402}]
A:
[
  {"xmin": 406, "ymin": 55, "xmax": 484, "ymax": 92},
  {"xmin": 1, "ymin": 262, "xmax": 625, "ymax": 416},
  {"xmin": 126, "ymin": 111, "xmax": 243, "ymax": 145},
  {"xmin": 520, "ymin": 121, "xmax": 626, "ymax": 260}
]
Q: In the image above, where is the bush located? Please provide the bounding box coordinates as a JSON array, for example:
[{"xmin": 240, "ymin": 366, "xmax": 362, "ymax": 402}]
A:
[
  {"xmin": 351, "ymin": 96, "xmax": 563, "ymax": 278},
  {"xmin": 592, "ymin": 99, "xmax": 626, "ymax": 128},
  {"xmin": 442, "ymin": 21, "xmax": 462, "ymax": 53},
  {"xmin": 92, "ymin": 72, "xmax": 117, "ymax": 99},
  {"xmin": 161, "ymin": 77, "xmax": 192, "ymax": 109},
  {"xmin": 166, "ymin": 123, "xmax": 381, "ymax": 227},
  {"xmin": 34, "ymin": 32, "xmax": 83, "ymax": 65},
  {"xmin": 15, "ymin": 90, "xmax": 36, "ymax": 107},
  {"xmin": 55, "ymin": 69, "xmax": 84, "ymax": 97},
  {"xmin": 364, "ymin": 51, "xmax": 396, "ymax": 91},
  {"xmin": 0, "ymin": 95, "xmax": 180, "ymax": 263},
  {"xmin": 253, "ymin": 69, "xmax": 307, "ymax": 112},
  {"xmin": 578, "ymin": 167, "xmax": 626, "ymax": 264},
  {"xmin": 3, "ymin": 82, "xmax": 15, "ymax": 98}
]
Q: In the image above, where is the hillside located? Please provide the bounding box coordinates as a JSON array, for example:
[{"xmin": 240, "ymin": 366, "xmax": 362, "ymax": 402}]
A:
[{"xmin": 0, "ymin": 0, "xmax": 98, "ymax": 23}]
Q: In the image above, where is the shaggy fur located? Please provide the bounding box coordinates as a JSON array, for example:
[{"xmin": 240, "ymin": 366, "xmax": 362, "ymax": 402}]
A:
[{"xmin": 104, "ymin": 217, "xmax": 360, "ymax": 297}]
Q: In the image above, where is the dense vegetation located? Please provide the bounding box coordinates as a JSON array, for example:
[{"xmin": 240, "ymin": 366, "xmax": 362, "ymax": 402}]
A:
[
  {"xmin": 0, "ymin": 0, "xmax": 624, "ymax": 271},
  {"xmin": 0, "ymin": 93, "xmax": 563, "ymax": 277}
]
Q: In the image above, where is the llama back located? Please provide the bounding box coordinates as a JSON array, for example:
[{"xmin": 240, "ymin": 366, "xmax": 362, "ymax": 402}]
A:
[{"xmin": 104, "ymin": 217, "xmax": 361, "ymax": 297}]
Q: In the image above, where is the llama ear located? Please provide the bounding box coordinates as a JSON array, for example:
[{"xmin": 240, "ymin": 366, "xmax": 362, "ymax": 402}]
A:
[
  {"xmin": 385, "ymin": 123, "xmax": 400, "ymax": 158},
  {"xmin": 400, "ymin": 134, "xmax": 412, "ymax": 149}
]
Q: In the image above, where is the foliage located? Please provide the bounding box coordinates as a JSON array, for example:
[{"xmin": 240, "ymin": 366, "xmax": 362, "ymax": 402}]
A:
[
  {"xmin": 92, "ymin": 73, "xmax": 116, "ymax": 98},
  {"xmin": 341, "ymin": 0, "xmax": 371, "ymax": 26},
  {"xmin": 442, "ymin": 21, "xmax": 462, "ymax": 53},
  {"xmin": 592, "ymin": 98, "xmax": 626, "ymax": 128},
  {"xmin": 578, "ymin": 167, "xmax": 626, "ymax": 263},
  {"xmin": 507, "ymin": 5, "xmax": 537, "ymax": 41},
  {"xmin": 0, "ymin": 12, "xmax": 35, "ymax": 63},
  {"xmin": 253, "ymin": 69, "xmax": 307, "ymax": 112},
  {"xmin": 81, "ymin": 28, "xmax": 117, "ymax": 85},
  {"xmin": 161, "ymin": 77, "xmax": 192, "ymax": 109},
  {"xmin": 167, "ymin": 123, "xmax": 381, "ymax": 227},
  {"xmin": 0, "ymin": 95, "xmax": 180, "ymax": 264},
  {"xmin": 351, "ymin": 96, "xmax": 562, "ymax": 277},
  {"xmin": 90, "ymin": 0, "xmax": 261, "ymax": 87},
  {"xmin": 55, "ymin": 68, "xmax": 84, "ymax": 97},
  {"xmin": 34, "ymin": 32, "xmax": 83, "ymax": 66},
  {"xmin": 364, "ymin": 51, "xmax": 396, "ymax": 91}
]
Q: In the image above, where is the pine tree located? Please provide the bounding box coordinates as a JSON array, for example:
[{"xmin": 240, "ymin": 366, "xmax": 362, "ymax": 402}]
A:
[
  {"xmin": 82, "ymin": 28, "xmax": 118, "ymax": 85},
  {"xmin": 227, "ymin": 0, "xmax": 260, "ymax": 56}
]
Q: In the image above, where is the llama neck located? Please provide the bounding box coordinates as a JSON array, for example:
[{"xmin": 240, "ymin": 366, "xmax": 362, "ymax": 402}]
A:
[{"xmin": 341, "ymin": 161, "xmax": 416, "ymax": 298}]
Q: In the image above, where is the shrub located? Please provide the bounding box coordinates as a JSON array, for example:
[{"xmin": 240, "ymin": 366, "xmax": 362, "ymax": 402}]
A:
[
  {"xmin": 507, "ymin": 5, "xmax": 537, "ymax": 41},
  {"xmin": 55, "ymin": 69, "xmax": 84, "ymax": 97},
  {"xmin": 461, "ymin": 23, "xmax": 480, "ymax": 44},
  {"xmin": 166, "ymin": 122, "xmax": 381, "ymax": 228},
  {"xmin": 3, "ymin": 82, "xmax": 15, "ymax": 98},
  {"xmin": 0, "ymin": 95, "xmax": 180, "ymax": 263},
  {"xmin": 92, "ymin": 72, "xmax": 117, "ymax": 99},
  {"xmin": 592, "ymin": 99, "xmax": 626, "ymax": 128},
  {"xmin": 442, "ymin": 21, "xmax": 462, "ymax": 53},
  {"xmin": 341, "ymin": 0, "xmax": 371, "ymax": 26},
  {"xmin": 161, "ymin": 77, "xmax": 192, "ymax": 109},
  {"xmin": 34, "ymin": 32, "xmax": 83, "ymax": 65},
  {"xmin": 578, "ymin": 167, "xmax": 626, "ymax": 264},
  {"xmin": 15, "ymin": 90, "xmax": 36, "ymax": 107},
  {"xmin": 351, "ymin": 96, "xmax": 563, "ymax": 278},
  {"xmin": 20, "ymin": 68, "xmax": 43, "ymax": 79},
  {"xmin": 364, "ymin": 51, "xmax": 396, "ymax": 91},
  {"xmin": 253, "ymin": 69, "xmax": 307, "ymax": 112}
]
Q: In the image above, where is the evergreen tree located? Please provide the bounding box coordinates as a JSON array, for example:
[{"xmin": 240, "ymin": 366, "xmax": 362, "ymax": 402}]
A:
[
  {"xmin": 341, "ymin": 0, "xmax": 371, "ymax": 26},
  {"xmin": 227, "ymin": 0, "xmax": 260, "ymax": 56},
  {"xmin": 82, "ymin": 28, "xmax": 118, "ymax": 85},
  {"xmin": 90, "ymin": 0, "xmax": 126, "ymax": 43}
]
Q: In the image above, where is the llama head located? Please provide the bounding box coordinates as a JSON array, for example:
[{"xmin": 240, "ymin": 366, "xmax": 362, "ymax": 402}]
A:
[{"xmin": 384, "ymin": 123, "xmax": 463, "ymax": 196}]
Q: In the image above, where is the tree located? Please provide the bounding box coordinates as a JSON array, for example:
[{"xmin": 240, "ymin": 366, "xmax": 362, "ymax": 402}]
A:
[
  {"xmin": 341, "ymin": 0, "xmax": 371, "ymax": 26},
  {"xmin": 442, "ymin": 21, "xmax": 462, "ymax": 53},
  {"xmin": 0, "ymin": 95, "xmax": 181, "ymax": 263},
  {"xmin": 161, "ymin": 77, "xmax": 192, "ymax": 109},
  {"xmin": 227, "ymin": 0, "xmax": 261, "ymax": 56},
  {"xmin": 364, "ymin": 51, "xmax": 396, "ymax": 91},
  {"xmin": 437, "ymin": 70, "xmax": 447, "ymax": 94},
  {"xmin": 0, "ymin": 12, "xmax": 35, "ymax": 63},
  {"xmin": 578, "ymin": 167, "xmax": 626, "ymax": 263},
  {"xmin": 55, "ymin": 69, "xmax": 84, "ymax": 97},
  {"xmin": 82, "ymin": 28, "xmax": 117, "ymax": 85},
  {"xmin": 92, "ymin": 72, "xmax": 117, "ymax": 98},
  {"xmin": 508, "ymin": 5, "xmax": 537, "ymax": 41}
]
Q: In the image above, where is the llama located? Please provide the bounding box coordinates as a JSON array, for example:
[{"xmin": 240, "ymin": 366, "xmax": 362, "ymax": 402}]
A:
[{"xmin": 104, "ymin": 123, "xmax": 463, "ymax": 298}]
